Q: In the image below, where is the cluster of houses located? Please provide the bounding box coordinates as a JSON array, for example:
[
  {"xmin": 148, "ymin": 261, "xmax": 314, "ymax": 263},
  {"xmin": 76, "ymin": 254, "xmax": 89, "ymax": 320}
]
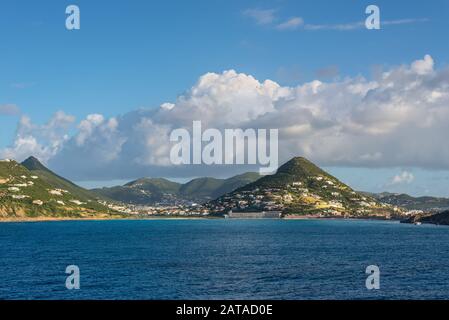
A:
[
  {"xmin": 1, "ymin": 173, "xmax": 40, "ymax": 201},
  {"xmin": 207, "ymin": 188, "xmax": 285, "ymax": 214},
  {"xmin": 0, "ymin": 157, "xmax": 401, "ymax": 218},
  {"xmin": 100, "ymin": 201, "xmax": 210, "ymax": 216},
  {"xmin": 205, "ymin": 175, "xmax": 399, "ymax": 217},
  {"xmin": 0, "ymin": 171, "xmax": 90, "ymax": 208}
]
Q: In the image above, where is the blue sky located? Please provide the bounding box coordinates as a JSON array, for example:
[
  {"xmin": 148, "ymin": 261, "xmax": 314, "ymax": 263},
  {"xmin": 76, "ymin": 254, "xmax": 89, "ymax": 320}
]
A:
[{"xmin": 1, "ymin": 0, "xmax": 449, "ymax": 195}]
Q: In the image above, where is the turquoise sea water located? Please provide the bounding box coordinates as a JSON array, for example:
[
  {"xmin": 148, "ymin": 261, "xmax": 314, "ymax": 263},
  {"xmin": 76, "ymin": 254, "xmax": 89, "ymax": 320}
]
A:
[{"xmin": 0, "ymin": 219, "xmax": 448, "ymax": 300}]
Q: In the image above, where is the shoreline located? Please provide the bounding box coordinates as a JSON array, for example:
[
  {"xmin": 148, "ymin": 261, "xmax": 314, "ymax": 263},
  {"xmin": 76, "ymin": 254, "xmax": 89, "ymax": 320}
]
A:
[
  {"xmin": 0, "ymin": 215, "xmax": 222, "ymax": 223},
  {"xmin": 0, "ymin": 215, "xmax": 398, "ymax": 223}
]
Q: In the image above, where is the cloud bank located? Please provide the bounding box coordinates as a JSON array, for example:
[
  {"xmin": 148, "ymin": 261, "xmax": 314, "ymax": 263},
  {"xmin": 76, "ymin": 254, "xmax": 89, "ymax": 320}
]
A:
[{"xmin": 2, "ymin": 55, "xmax": 449, "ymax": 180}]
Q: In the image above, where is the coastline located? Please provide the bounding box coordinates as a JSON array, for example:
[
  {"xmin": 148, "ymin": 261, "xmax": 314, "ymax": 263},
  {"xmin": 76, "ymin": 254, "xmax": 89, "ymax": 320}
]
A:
[
  {"xmin": 0, "ymin": 215, "xmax": 220, "ymax": 223},
  {"xmin": 282, "ymin": 214, "xmax": 396, "ymax": 221},
  {"xmin": 0, "ymin": 214, "xmax": 397, "ymax": 223}
]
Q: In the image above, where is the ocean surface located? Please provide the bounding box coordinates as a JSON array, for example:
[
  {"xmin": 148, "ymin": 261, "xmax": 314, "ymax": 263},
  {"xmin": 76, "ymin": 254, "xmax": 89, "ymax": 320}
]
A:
[{"xmin": 1, "ymin": 219, "xmax": 449, "ymax": 300}]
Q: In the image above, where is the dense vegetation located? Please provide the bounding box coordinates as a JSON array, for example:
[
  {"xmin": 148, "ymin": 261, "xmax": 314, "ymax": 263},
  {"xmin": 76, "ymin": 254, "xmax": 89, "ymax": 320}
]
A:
[
  {"xmin": 211, "ymin": 157, "xmax": 398, "ymax": 217},
  {"xmin": 0, "ymin": 158, "xmax": 116, "ymax": 219},
  {"xmin": 92, "ymin": 172, "xmax": 260, "ymax": 205}
]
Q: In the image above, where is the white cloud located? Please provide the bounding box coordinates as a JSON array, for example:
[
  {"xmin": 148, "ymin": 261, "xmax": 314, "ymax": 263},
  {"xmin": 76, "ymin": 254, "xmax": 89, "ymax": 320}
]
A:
[
  {"xmin": 411, "ymin": 54, "xmax": 434, "ymax": 75},
  {"xmin": 383, "ymin": 18, "xmax": 429, "ymax": 26},
  {"xmin": 304, "ymin": 18, "xmax": 427, "ymax": 31},
  {"xmin": 0, "ymin": 111, "xmax": 75, "ymax": 163},
  {"xmin": 276, "ymin": 17, "xmax": 304, "ymax": 30},
  {"xmin": 243, "ymin": 7, "xmax": 428, "ymax": 32},
  {"xmin": 3, "ymin": 55, "xmax": 449, "ymax": 181},
  {"xmin": 390, "ymin": 171, "xmax": 415, "ymax": 185},
  {"xmin": 160, "ymin": 103, "xmax": 175, "ymax": 110},
  {"xmin": 304, "ymin": 22, "xmax": 364, "ymax": 31},
  {"xmin": 243, "ymin": 8, "xmax": 277, "ymax": 25}
]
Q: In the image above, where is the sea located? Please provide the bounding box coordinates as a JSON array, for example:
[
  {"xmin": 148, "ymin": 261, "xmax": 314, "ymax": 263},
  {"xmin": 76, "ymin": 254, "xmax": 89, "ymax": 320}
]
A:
[{"xmin": 1, "ymin": 219, "xmax": 448, "ymax": 300}]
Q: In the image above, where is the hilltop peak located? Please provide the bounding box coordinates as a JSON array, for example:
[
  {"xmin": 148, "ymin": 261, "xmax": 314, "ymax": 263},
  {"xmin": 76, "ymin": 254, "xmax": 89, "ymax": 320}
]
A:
[
  {"xmin": 288, "ymin": 156, "xmax": 310, "ymax": 162},
  {"xmin": 276, "ymin": 156, "xmax": 327, "ymax": 177},
  {"xmin": 231, "ymin": 156, "xmax": 329, "ymax": 191},
  {"xmin": 0, "ymin": 155, "xmax": 112, "ymax": 219},
  {"xmin": 21, "ymin": 156, "xmax": 48, "ymax": 171},
  {"xmin": 280, "ymin": 156, "xmax": 314, "ymax": 167},
  {"xmin": 24, "ymin": 156, "xmax": 39, "ymax": 161},
  {"xmin": 210, "ymin": 156, "xmax": 397, "ymax": 218}
]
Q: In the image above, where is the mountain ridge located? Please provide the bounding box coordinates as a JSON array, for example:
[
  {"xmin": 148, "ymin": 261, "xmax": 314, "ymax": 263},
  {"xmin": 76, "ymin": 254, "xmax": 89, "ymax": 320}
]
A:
[
  {"xmin": 368, "ymin": 192, "xmax": 449, "ymax": 211},
  {"xmin": 92, "ymin": 173, "xmax": 261, "ymax": 205}
]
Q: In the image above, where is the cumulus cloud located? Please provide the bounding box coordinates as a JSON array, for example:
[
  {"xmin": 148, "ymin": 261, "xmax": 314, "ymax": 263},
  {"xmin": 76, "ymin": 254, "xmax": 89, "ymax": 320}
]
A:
[
  {"xmin": 0, "ymin": 111, "xmax": 75, "ymax": 163},
  {"xmin": 390, "ymin": 171, "xmax": 415, "ymax": 185},
  {"xmin": 2, "ymin": 55, "xmax": 449, "ymax": 181},
  {"xmin": 411, "ymin": 54, "xmax": 434, "ymax": 75}
]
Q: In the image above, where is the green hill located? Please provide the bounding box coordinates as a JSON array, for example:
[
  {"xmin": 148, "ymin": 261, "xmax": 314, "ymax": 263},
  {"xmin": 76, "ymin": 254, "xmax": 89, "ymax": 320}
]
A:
[
  {"xmin": 179, "ymin": 178, "xmax": 224, "ymax": 199},
  {"xmin": 211, "ymin": 172, "xmax": 261, "ymax": 199},
  {"xmin": 125, "ymin": 178, "xmax": 181, "ymax": 194},
  {"xmin": 209, "ymin": 157, "xmax": 400, "ymax": 218},
  {"xmin": 21, "ymin": 156, "xmax": 100, "ymax": 201},
  {"xmin": 0, "ymin": 158, "xmax": 116, "ymax": 220},
  {"xmin": 94, "ymin": 178, "xmax": 180, "ymax": 204},
  {"xmin": 92, "ymin": 173, "xmax": 261, "ymax": 205},
  {"xmin": 240, "ymin": 157, "xmax": 335, "ymax": 189}
]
